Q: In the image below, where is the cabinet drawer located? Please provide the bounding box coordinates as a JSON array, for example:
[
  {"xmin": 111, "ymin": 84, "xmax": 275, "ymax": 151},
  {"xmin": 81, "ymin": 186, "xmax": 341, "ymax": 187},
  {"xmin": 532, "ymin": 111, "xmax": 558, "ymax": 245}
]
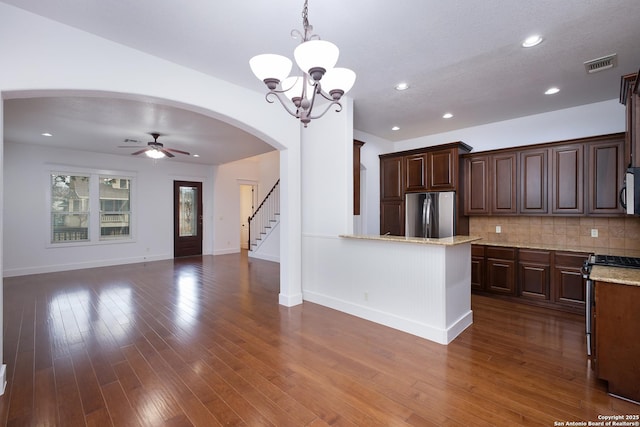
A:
[
  {"xmin": 519, "ymin": 249, "xmax": 551, "ymax": 264},
  {"xmin": 486, "ymin": 246, "xmax": 516, "ymax": 260},
  {"xmin": 554, "ymin": 252, "xmax": 589, "ymax": 267},
  {"xmin": 471, "ymin": 244, "xmax": 485, "ymax": 257}
]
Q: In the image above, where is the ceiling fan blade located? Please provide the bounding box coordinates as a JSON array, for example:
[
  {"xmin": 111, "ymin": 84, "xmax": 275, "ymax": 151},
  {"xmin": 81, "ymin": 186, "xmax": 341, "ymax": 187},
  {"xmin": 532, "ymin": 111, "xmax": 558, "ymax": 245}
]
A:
[
  {"xmin": 131, "ymin": 148, "xmax": 150, "ymax": 155},
  {"xmin": 166, "ymin": 148, "xmax": 191, "ymax": 155},
  {"xmin": 160, "ymin": 149, "xmax": 175, "ymax": 158}
]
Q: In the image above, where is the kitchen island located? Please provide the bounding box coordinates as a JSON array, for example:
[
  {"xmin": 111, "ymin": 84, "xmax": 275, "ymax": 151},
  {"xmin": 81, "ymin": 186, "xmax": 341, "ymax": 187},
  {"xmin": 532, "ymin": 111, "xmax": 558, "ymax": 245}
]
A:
[{"xmin": 302, "ymin": 234, "xmax": 481, "ymax": 344}]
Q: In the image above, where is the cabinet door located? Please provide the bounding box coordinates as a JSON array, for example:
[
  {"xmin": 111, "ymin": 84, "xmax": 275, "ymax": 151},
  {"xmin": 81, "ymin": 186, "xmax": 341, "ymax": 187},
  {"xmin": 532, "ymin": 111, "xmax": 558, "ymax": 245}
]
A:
[
  {"xmin": 518, "ymin": 249, "xmax": 551, "ymax": 300},
  {"xmin": 485, "ymin": 247, "xmax": 516, "ymax": 295},
  {"xmin": 471, "ymin": 245, "xmax": 485, "ymax": 291},
  {"xmin": 380, "ymin": 156, "xmax": 404, "ymax": 200},
  {"xmin": 380, "ymin": 200, "xmax": 404, "ymax": 236},
  {"xmin": 427, "ymin": 148, "xmax": 456, "ymax": 191},
  {"xmin": 520, "ymin": 149, "xmax": 548, "ymax": 214},
  {"xmin": 551, "ymin": 144, "xmax": 584, "ymax": 214},
  {"xmin": 552, "ymin": 252, "xmax": 587, "ymax": 309},
  {"xmin": 464, "ymin": 156, "xmax": 489, "ymax": 215},
  {"xmin": 491, "ymin": 153, "xmax": 517, "ymax": 214},
  {"xmin": 587, "ymin": 138, "xmax": 625, "ymax": 215},
  {"xmin": 405, "ymin": 153, "xmax": 427, "ymax": 192}
]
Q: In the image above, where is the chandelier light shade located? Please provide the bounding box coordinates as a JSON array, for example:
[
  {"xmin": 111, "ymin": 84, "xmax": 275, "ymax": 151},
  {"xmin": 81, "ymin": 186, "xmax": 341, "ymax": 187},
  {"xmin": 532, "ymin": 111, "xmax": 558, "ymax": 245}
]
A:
[{"xmin": 249, "ymin": 0, "xmax": 356, "ymax": 127}]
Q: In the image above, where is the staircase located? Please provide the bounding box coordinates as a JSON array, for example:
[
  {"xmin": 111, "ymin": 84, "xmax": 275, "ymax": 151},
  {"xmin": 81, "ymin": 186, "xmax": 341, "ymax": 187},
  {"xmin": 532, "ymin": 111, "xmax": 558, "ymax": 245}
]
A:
[{"xmin": 248, "ymin": 180, "xmax": 279, "ymax": 252}]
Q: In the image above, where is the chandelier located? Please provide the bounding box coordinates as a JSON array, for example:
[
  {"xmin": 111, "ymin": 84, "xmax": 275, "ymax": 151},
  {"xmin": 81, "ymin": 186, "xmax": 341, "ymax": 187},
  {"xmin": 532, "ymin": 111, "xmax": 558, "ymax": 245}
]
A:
[{"xmin": 249, "ymin": 0, "xmax": 356, "ymax": 127}]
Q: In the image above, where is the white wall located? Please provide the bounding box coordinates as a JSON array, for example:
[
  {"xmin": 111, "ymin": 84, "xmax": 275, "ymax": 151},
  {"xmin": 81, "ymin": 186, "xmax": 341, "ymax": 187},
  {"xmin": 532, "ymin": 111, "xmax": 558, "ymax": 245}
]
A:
[
  {"xmin": 394, "ymin": 99, "xmax": 626, "ymax": 153},
  {"xmin": 3, "ymin": 142, "xmax": 214, "ymax": 276},
  {"xmin": 212, "ymin": 151, "xmax": 279, "ymax": 255}
]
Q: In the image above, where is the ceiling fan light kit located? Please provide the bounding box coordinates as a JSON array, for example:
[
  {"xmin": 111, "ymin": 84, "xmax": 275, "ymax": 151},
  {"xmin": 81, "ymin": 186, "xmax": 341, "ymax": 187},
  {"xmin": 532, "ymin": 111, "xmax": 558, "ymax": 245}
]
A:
[
  {"xmin": 119, "ymin": 133, "xmax": 190, "ymax": 159},
  {"xmin": 249, "ymin": 0, "xmax": 356, "ymax": 127}
]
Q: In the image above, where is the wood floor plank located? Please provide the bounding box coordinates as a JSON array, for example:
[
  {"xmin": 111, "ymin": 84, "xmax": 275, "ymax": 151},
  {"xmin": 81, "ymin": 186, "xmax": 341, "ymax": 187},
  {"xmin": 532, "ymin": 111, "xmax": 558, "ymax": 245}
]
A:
[{"xmin": 3, "ymin": 253, "xmax": 639, "ymax": 426}]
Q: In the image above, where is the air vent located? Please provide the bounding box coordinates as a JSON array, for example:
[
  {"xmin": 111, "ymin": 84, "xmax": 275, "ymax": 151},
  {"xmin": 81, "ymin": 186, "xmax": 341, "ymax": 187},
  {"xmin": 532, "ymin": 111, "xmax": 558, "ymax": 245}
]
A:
[{"xmin": 584, "ymin": 54, "xmax": 617, "ymax": 74}]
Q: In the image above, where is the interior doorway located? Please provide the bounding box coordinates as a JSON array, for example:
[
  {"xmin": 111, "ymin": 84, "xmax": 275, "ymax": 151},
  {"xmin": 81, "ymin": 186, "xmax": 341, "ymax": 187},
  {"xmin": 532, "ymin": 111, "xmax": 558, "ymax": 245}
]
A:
[
  {"xmin": 240, "ymin": 183, "xmax": 258, "ymax": 250},
  {"xmin": 174, "ymin": 181, "xmax": 203, "ymax": 257}
]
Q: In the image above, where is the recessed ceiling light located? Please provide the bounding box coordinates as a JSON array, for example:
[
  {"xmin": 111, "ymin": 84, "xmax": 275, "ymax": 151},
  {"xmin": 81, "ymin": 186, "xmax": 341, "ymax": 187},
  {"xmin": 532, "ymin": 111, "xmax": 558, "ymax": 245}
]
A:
[
  {"xmin": 392, "ymin": 126, "xmax": 400, "ymax": 131},
  {"xmin": 442, "ymin": 113, "xmax": 454, "ymax": 119},
  {"xmin": 193, "ymin": 154, "xmax": 200, "ymax": 158},
  {"xmin": 41, "ymin": 132, "xmax": 53, "ymax": 137},
  {"xmin": 522, "ymin": 35, "xmax": 543, "ymax": 48},
  {"xmin": 395, "ymin": 82, "xmax": 409, "ymax": 91},
  {"xmin": 545, "ymin": 87, "xmax": 560, "ymax": 95}
]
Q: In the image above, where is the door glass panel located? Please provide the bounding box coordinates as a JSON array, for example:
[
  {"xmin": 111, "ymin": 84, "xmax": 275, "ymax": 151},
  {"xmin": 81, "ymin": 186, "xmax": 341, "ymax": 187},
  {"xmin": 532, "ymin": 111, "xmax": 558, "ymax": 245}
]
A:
[{"xmin": 179, "ymin": 186, "xmax": 198, "ymax": 237}]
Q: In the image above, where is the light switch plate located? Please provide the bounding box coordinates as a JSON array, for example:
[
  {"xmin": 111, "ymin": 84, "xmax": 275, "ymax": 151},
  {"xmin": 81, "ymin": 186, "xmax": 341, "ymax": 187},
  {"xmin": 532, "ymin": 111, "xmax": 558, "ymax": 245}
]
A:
[
  {"xmin": 496, "ymin": 225, "xmax": 501, "ymax": 234},
  {"xmin": 591, "ymin": 229, "xmax": 598, "ymax": 238}
]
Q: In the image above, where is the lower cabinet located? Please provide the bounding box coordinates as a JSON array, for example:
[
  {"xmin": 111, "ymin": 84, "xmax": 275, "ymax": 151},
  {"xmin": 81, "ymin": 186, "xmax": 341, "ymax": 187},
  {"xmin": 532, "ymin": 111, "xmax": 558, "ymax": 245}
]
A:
[
  {"xmin": 518, "ymin": 249, "xmax": 551, "ymax": 301},
  {"xmin": 552, "ymin": 252, "xmax": 588, "ymax": 310},
  {"xmin": 472, "ymin": 244, "xmax": 588, "ymax": 313},
  {"xmin": 485, "ymin": 247, "xmax": 517, "ymax": 295},
  {"xmin": 593, "ymin": 281, "xmax": 640, "ymax": 402}
]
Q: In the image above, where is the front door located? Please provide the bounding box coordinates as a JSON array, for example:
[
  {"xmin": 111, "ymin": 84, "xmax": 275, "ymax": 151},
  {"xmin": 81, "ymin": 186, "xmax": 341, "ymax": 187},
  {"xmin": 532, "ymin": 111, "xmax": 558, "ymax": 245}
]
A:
[{"xmin": 174, "ymin": 181, "xmax": 203, "ymax": 257}]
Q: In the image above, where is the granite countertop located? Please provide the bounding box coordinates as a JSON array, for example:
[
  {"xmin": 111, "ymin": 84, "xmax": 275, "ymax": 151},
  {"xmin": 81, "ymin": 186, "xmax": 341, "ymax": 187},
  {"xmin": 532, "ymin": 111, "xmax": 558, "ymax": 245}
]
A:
[
  {"xmin": 339, "ymin": 234, "xmax": 483, "ymax": 246},
  {"xmin": 589, "ymin": 265, "xmax": 640, "ymax": 287}
]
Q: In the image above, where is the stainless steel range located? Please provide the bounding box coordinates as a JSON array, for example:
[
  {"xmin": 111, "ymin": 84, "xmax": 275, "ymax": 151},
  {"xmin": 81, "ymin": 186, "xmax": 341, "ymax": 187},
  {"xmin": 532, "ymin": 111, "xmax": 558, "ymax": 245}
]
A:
[{"xmin": 581, "ymin": 254, "xmax": 640, "ymax": 356}]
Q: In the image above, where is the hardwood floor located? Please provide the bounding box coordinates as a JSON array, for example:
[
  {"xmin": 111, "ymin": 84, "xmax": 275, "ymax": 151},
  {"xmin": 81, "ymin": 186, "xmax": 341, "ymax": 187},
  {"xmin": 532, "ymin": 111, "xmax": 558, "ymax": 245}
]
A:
[{"xmin": 1, "ymin": 252, "xmax": 637, "ymax": 426}]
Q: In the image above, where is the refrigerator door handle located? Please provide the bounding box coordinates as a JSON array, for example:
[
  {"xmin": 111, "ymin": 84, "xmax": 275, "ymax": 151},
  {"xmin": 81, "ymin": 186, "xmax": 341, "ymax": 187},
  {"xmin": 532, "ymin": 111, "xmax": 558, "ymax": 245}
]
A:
[{"xmin": 424, "ymin": 197, "xmax": 432, "ymax": 238}]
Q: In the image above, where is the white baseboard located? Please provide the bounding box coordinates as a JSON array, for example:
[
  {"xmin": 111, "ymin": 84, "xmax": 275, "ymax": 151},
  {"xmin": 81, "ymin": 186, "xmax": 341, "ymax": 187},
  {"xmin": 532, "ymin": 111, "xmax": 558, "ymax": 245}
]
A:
[
  {"xmin": 0, "ymin": 364, "xmax": 6, "ymax": 395},
  {"xmin": 3, "ymin": 254, "xmax": 171, "ymax": 278},
  {"xmin": 279, "ymin": 292, "xmax": 303, "ymax": 307},
  {"xmin": 303, "ymin": 290, "xmax": 472, "ymax": 345},
  {"xmin": 248, "ymin": 251, "xmax": 280, "ymax": 263}
]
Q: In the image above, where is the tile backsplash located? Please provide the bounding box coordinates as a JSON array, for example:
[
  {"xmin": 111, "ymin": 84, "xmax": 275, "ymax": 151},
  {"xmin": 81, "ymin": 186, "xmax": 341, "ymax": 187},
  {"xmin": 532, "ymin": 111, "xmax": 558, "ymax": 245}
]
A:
[{"xmin": 469, "ymin": 216, "xmax": 640, "ymax": 256}]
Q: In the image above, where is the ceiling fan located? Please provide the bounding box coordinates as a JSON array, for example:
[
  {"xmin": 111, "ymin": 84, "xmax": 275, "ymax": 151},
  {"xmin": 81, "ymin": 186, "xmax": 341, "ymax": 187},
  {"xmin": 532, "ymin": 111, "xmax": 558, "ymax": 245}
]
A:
[{"xmin": 119, "ymin": 133, "xmax": 190, "ymax": 159}]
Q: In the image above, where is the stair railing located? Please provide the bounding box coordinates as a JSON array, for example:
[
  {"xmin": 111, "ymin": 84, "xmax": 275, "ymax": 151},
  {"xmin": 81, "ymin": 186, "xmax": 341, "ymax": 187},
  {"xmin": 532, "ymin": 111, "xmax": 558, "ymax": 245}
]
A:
[{"xmin": 248, "ymin": 179, "xmax": 280, "ymax": 251}]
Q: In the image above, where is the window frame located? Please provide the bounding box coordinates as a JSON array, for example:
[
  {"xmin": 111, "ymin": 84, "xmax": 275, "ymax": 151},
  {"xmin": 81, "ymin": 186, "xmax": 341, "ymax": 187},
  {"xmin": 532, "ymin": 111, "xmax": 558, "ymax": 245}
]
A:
[{"xmin": 47, "ymin": 167, "xmax": 137, "ymax": 248}]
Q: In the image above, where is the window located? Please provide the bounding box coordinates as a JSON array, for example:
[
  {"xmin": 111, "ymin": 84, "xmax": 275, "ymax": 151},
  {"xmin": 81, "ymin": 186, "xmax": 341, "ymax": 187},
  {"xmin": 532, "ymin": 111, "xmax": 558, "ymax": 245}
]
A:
[
  {"xmin": 51, "ymin": 174, "xmax": 90, "ymax": 242},
  {"xmin": 50, "ymin": 171, "xmax": 134, "ymax": 245},
  {"xmin": 99, "ymin": 176, "xmax": 131, "ymax": 240}
]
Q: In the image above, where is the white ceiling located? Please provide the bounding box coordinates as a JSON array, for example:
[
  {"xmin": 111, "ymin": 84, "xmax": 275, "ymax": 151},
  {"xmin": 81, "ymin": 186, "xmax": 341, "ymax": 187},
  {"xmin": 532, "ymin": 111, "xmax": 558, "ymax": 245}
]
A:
[{"xmin": 3, "ymin": 0, "xmax": 640, "ymax": 164}]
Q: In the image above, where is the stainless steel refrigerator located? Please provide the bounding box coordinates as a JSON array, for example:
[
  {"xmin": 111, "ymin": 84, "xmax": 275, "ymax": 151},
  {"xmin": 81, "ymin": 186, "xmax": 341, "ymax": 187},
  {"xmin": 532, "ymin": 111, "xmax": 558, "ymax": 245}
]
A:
[{"xmin": 405, "ymin": 191, "xmax": 455, "ymax": 238}]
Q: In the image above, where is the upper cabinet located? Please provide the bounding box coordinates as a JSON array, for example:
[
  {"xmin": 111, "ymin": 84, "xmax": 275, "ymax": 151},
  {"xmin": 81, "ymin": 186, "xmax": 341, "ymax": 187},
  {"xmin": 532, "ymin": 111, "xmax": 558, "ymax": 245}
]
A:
[
  {"xmin": 620, "ymin": 70, "xmax": 639, "ymax": 168},
  {"xmin": 380, "ymin": 142, "xmax": 471, "ymax": 235},
  {"xmin": 551, "ymin": 143, "xmax": 584, "ymax": 215},
  {"xmin": 463, "ymin": 133, "xmax": 625, "ymax": 217}
]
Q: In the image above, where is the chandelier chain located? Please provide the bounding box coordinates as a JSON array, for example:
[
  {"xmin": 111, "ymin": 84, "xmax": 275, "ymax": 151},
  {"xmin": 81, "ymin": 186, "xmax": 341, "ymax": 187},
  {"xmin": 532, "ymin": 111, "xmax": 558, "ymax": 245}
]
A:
[{"xmin": 302, "ymin": 0, "xmax": 309, "ymax": 31}]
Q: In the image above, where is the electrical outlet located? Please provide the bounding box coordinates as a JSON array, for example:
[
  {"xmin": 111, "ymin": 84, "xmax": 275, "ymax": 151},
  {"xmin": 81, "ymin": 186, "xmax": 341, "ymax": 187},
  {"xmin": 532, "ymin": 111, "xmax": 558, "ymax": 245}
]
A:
[
  {"xmin": 496, "ymin": 225, "xmax": 502, "ymax": 234},
  {"xmin": 591, "ymin": 229, "xmax": 598, "ymax": 238}
]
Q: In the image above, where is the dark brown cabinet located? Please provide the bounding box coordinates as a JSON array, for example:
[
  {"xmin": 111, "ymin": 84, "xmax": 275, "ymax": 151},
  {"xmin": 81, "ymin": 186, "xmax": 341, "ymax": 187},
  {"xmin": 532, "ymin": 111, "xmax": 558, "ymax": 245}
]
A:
[
  {"xmin": 518, "ymin": 249, "xmax": 551, "ymax": 301},
  {"xmin": 620, "ymin": 70, "xmax": 639, "ymax": 168},
  {"xmin": 587, "ymin": 138, "xmax": 625, "ymax": 215},
  {"xmin": 428, "ymin": 148, "xmax": 457, "ymax": 191},
  {"xmin": 551, "ymin": 143, "xmax": 584, "ymax": 215},
  {"xmin": 485, "ymin": 246, "xmax": 517, "ymax": 295},
  {"xmin": 491, "ymin": 153, "xmax": 517, "ymax": 214},
  {"xmin": 463, "ymin": 133, "xmax": 625, "ymax": 217},
  {"xmin": 552, "ymin": 252, "xmax": 588, "ymax": 310},
  {"xmin": 471, "ymin": 244, "xmax": 485, "ymax": 291},
  {"xmin": 381, "ymin": 156, "xmax": 403, "ymax": 200},
  {"xmin": 405, "ymin": 153, "xmax": 427, "ymax": 192},
  {"xmin": 519, "ymin": 148, "xmax": 548, "ymax": 214},
  {"xmin": 464, "ymin": 155, "xmax": 490, "ymax": 215},
  {"xmin": 380, "ymin": 142, "xmax": 471, "ymax": 235},
  {"xmin": 472, "ymin": 245, "xmax": 588, "ymax": 313},
  {"xmin": 380, "ymin": 155, "xmax": 405, "ymax": 235},
  {"xmin": 593, "ymin": 281, "xmax": 640, "ymax": 403}
]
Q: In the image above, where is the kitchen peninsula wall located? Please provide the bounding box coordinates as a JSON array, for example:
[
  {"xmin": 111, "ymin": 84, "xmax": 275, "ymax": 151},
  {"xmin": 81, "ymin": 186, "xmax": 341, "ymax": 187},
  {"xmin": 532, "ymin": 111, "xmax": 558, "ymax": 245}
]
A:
[{"xmin": 469, "ymin": 216, "xmax": 640, "ymax": 256}]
